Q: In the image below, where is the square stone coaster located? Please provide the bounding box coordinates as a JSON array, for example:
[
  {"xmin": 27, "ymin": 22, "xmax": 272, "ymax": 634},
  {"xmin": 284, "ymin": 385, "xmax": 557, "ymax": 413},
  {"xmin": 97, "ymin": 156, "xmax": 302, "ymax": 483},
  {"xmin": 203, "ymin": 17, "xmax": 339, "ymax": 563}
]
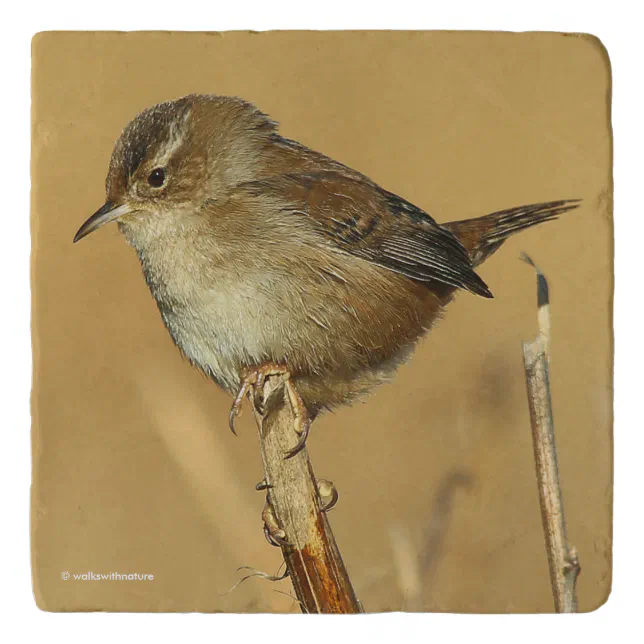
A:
[{"xmin": 31, "ymin": 30, "xmax": 612, "ymax": 612}]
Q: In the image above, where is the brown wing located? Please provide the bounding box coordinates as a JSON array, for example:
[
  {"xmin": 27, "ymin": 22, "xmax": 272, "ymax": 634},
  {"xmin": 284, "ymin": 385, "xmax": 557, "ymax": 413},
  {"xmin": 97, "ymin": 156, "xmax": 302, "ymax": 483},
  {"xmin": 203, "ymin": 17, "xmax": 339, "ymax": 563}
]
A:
[{"xmin": 237, "ymin": 172, "xmax": 493, "ymax": 298}]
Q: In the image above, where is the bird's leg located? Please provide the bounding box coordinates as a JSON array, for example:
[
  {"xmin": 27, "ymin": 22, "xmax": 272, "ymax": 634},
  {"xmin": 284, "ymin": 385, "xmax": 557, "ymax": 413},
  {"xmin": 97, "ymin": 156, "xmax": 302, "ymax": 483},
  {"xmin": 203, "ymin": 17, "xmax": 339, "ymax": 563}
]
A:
[
  {"xmin": 262, "ymin": 496, "xmax": 290, "ymax": 547},
  {"xmin": 283, "ymin": 379, "xmax": 312, "ymax": 459},
  {"xmin": 229, "ymin": 363, "xmax": 290, "ymax": 436},
  {"xmin": 317, "ymin": 479, "xmax": 339, "ymax": 513}
]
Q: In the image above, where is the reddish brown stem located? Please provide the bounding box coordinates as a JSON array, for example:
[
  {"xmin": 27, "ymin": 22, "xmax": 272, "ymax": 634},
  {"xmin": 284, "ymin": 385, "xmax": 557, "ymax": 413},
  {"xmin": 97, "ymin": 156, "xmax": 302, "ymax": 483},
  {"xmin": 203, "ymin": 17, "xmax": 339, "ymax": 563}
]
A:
[{"xmin": 251, "ymin": 375, "xmax": 361, "ymax": 613}]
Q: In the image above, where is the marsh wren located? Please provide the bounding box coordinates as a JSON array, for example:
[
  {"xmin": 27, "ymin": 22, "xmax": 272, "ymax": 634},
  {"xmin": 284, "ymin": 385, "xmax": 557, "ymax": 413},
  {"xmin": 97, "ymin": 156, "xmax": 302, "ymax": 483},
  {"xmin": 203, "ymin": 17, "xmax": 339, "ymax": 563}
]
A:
[{"xmin": 74, "ymin": 94, "xmax": 579, "ymax": 456}]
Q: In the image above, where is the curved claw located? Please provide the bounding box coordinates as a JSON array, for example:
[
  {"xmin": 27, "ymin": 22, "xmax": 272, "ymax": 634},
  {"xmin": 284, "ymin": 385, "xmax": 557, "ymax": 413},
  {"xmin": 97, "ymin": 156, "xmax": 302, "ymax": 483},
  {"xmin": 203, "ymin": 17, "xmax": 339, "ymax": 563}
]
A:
[
  {"xmin": 284, "ymin": 418, "xmax": 311, "ymax": 459},
  {"xmin": 229, "ymin": 380, "xmax": 253, "ymax": 436},
  {"xmin": 318, "ymin": 479, "xmax": 339, "ymax": 513},
  {"xmin": 263, "ymin": 525, "xmax": 291, "ymax": 548},
  {"xmin": 271, "ymin": 532, "xmax": 292, "ymax": 548},
  {"xmin": 283, "ymin": 379, "xmax": 312, "ymax": 459},
  {"xmin": 228, "ymin": 407, "xmax": 238, "ymax": 436}
]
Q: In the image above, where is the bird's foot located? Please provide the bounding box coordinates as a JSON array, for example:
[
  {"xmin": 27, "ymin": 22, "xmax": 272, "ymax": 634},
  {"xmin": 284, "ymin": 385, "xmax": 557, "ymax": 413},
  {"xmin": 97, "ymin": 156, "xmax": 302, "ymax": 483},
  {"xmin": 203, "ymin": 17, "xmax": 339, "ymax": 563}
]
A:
[
  {"xmin": 229, "ymin": 363, "xmax": 290, "ymax": 435},
  {"xmin": 317, "ymin": 478, "xmax": 339, "ymax": 512},
  {"xmin": 262, "ymin": 499, "xmax": 290, "ymax": 548},
  {"xmin": 229, "ymin": 363, "xmax": 312, "ymax": 459}
]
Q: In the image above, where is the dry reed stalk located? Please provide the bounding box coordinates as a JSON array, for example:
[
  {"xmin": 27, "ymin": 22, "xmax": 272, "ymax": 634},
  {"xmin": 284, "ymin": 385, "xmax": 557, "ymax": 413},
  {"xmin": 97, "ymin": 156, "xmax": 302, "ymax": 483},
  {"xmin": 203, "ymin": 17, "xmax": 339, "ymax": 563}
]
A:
[{"xmin": 521, "ymin": 254, "xmax": 580, "ymax": 613}]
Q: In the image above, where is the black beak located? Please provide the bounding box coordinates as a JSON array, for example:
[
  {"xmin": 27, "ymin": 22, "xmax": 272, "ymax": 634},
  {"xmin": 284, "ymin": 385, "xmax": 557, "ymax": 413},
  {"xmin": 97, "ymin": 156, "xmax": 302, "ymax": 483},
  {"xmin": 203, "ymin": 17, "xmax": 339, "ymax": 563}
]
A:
[{"xmin": 73, "ymin": 201, "xmax": 131, "ymax": 243}]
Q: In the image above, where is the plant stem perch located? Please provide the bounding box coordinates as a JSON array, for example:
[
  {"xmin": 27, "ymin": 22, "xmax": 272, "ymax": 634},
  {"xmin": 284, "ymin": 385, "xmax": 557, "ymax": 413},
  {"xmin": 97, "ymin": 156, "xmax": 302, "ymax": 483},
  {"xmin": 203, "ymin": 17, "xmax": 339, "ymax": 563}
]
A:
[
  {"xmin": 250, "ymin": 374, "xmax": 361, "ymax": 614},
  {"xmin": 521, "ymin": 253, "xmax": 580, "ymax": 613}
]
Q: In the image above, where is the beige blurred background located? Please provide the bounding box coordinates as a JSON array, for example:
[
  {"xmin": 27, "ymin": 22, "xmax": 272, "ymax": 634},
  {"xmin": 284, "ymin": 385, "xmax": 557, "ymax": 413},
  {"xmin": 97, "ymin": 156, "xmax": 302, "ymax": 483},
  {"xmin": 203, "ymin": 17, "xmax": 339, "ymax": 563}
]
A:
[{"xmin": 30, "ymin": 31, "xmax": 612, "ymax": 613}]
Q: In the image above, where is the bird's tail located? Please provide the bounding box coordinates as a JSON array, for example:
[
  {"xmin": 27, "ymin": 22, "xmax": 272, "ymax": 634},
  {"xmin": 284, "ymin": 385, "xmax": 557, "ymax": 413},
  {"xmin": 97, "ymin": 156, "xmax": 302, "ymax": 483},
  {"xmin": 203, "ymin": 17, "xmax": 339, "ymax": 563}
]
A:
[{"xmin": 444, "ymin": 199, "xmax": 581, "ymax": 267}]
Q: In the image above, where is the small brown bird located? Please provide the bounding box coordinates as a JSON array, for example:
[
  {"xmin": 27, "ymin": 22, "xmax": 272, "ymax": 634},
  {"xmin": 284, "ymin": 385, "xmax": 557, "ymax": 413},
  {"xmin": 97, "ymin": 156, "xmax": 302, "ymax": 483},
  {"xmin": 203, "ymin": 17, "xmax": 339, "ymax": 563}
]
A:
[{"xmin": 74, "ymin": 94, "xmax": 579, "ymax": 456}]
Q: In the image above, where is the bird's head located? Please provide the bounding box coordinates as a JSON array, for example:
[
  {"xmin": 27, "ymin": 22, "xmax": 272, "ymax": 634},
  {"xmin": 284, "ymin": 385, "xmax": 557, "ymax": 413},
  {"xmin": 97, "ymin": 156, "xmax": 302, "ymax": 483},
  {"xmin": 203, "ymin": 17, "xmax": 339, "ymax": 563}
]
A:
[{"xmin": 73, "ymin": 94, "xmax": 277, "ymax": 243}]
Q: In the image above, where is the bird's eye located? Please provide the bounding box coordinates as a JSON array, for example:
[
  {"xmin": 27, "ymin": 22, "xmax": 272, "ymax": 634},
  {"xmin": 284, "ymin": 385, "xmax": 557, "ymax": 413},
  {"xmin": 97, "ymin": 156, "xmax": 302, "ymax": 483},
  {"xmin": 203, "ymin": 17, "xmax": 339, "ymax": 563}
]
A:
[{"xmin": 147, "ymin": 168, "xmax": 166, "ymax": 188}]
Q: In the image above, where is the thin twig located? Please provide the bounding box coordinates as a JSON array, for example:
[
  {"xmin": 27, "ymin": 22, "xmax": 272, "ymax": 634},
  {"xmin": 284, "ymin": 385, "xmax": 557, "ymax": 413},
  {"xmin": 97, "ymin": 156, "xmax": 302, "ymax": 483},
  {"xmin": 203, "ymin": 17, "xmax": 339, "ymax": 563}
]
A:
[
  {"xmin": 222, "ymin": 564, "xmax": 289, "ymax": 596},
  {"xmin": 420, "ymin": 470, "xmax": 473, "ymax": 609},
  {"xmin": 521, "ymin": 253, "xmax": 580, "ymax": 613},
  {"xmin": 389, "ymin": 523, "xmax": 423, "ymax": 611},
  {"xmin": 388, "ymin": 470, "xmax": 472, "ymax": 611},
  {"xmin": 250, "ymin": 374, "xmax": 361, "ymax": 614}
]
